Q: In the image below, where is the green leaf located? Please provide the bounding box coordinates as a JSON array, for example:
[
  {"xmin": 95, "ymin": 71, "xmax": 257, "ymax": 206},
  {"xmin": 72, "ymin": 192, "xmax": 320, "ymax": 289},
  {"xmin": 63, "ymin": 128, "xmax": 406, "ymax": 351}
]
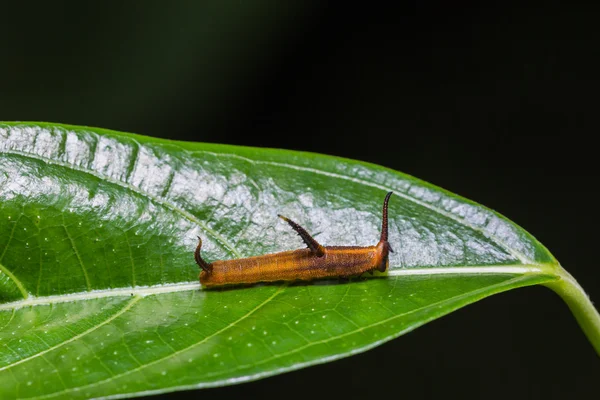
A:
[{"xmin": 0, "ymin": 122, "xmax": 597, "ymax": 399}]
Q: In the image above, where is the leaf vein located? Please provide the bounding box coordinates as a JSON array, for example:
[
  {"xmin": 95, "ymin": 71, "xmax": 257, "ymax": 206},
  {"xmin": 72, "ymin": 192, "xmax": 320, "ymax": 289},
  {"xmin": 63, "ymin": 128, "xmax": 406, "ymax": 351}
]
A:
[
  {"xmin": 0, "ymin": 308, "xmax": 16, "ymax": 332},
  {"xmin": 0, "ymin": 150, "xmax": 242, "ymax": 259},
  {"xmin": 0, "ymin": 215, "xmax": 28, "ymax": 299},
  {"xmin": 198, "ymin": 275, "xmax": 535, "ymax": 381},
  {"xmin": 124, "ymin": 231, "xmax": 136, "ymax": 287},
  {"xmin": 0, "ymin": 261, "xmax": 28, "ymax": 300},
  {"xmin": 63, "ymin": 222, "xmax": 92, "ymax": 291},
  {"xmin": 0, "ymin": 296, "xmax": 141, "ymax": 372},
  {"xmin": 199, "ymin": 150, "xmax": 534, "ymax": 265},
  {"xmin": 31, "ymin": 286, "xmax": 287, "ymax": 399}
]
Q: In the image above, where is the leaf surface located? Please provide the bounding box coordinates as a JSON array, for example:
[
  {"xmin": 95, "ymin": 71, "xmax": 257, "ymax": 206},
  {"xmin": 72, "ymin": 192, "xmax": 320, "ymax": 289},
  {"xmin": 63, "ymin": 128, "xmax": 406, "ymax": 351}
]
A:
[{"xmin": 0, "ymin": 122, "xmax": 591, "ymax": 399}]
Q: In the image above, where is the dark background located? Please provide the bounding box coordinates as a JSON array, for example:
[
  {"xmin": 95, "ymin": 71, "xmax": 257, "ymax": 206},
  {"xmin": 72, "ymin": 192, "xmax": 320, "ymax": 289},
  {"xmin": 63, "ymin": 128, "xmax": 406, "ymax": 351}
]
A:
[{"xmin": 1, "ymin": 2, "xmax": 598, "ymax": 399}]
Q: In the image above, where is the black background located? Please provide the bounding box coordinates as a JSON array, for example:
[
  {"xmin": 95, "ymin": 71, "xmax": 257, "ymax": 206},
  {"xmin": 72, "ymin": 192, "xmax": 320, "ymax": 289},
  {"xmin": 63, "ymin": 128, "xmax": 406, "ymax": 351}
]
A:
[{"xmin": 1, "ymin": 2, "xmax": 598, "ymax": 399}]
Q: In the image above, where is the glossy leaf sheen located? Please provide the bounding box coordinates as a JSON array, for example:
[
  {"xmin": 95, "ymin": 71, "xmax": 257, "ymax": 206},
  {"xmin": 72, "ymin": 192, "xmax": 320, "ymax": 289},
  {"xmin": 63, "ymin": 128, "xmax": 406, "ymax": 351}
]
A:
[{"xmin": 0, "ymin": 123, "xmax": 571, "ymax": 399}]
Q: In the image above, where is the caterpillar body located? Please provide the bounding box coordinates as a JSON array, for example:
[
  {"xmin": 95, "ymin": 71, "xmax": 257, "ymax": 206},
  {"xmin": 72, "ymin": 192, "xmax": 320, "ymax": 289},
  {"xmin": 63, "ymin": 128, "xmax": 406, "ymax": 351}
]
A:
[{"xmin": 195, "ymin": 192, "xmax": 394, "ymax": 288}]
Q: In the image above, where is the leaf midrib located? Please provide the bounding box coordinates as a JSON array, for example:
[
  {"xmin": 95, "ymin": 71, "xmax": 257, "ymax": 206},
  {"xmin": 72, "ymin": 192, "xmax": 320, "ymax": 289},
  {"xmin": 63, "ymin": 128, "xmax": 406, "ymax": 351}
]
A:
[{"xmin": 0, "ymin": 264, "xmax": 555, "ymax": 312}]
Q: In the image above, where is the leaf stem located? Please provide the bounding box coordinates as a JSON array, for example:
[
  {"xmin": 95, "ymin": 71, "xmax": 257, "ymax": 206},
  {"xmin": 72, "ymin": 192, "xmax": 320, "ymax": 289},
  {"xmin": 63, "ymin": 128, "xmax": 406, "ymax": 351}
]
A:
[{"xmin": 544, "ymin": 265, "xmax": 600, "ymax": 355}]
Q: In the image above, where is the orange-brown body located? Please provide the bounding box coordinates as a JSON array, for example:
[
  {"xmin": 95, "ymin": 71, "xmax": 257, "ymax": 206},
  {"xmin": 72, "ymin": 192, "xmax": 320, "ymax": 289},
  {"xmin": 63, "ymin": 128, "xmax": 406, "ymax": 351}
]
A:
[
  {"xmin": 200, "ymin": 243, "xmax": 388, "ymax": 288},
  {"xmin": 195, "ymin": 192, "xmax": 394, "ymax": 288}
]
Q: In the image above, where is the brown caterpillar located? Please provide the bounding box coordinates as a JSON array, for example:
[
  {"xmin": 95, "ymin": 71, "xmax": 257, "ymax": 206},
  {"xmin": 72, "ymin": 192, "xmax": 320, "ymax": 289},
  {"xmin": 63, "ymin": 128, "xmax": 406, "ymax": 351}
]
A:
[{"xmin": 195, "ymin": 192, "xmax": 393, "ymax": 288}]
